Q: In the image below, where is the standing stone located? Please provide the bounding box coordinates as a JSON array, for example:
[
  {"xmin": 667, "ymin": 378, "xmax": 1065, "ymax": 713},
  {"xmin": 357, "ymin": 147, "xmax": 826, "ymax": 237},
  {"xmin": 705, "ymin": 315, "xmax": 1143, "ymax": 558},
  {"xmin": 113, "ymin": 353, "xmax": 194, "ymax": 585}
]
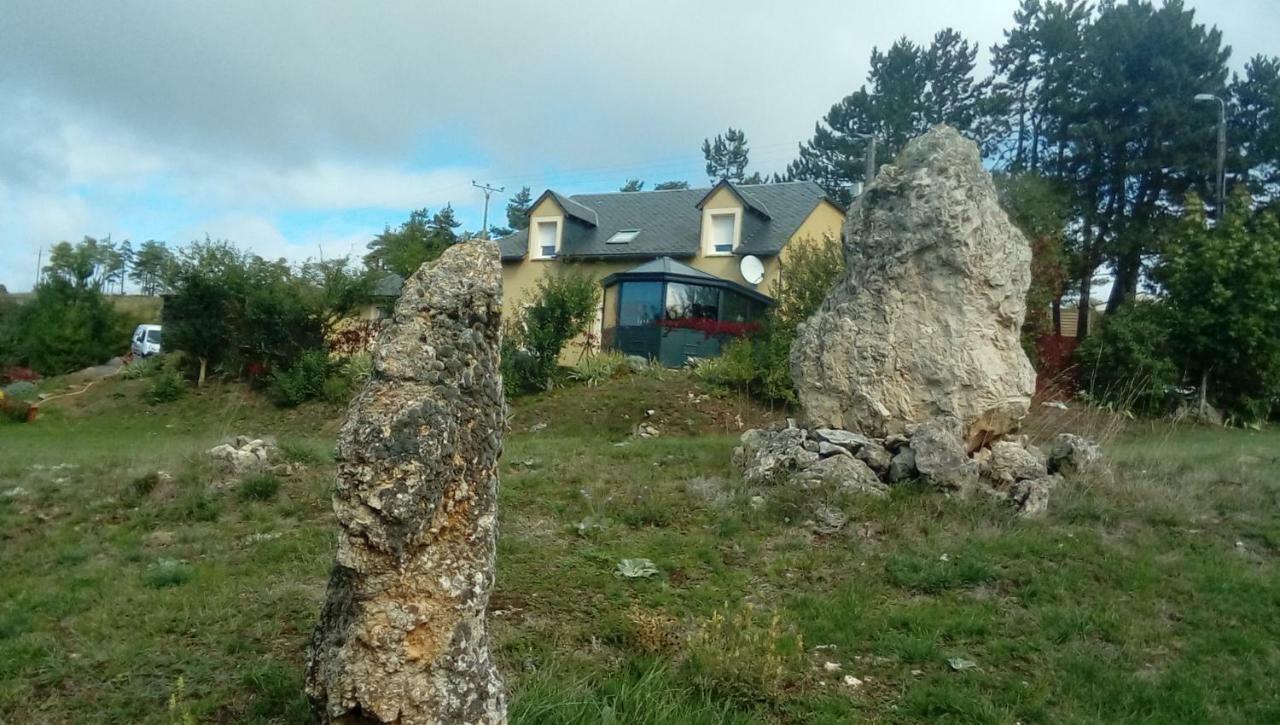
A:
[
  {"xmin": 306, "ymin": 242, "xmax": 507, "ymax": 724},
  {"xmin": 791, "ymin": 125, "xmax": 1036, "ymax": 448}
]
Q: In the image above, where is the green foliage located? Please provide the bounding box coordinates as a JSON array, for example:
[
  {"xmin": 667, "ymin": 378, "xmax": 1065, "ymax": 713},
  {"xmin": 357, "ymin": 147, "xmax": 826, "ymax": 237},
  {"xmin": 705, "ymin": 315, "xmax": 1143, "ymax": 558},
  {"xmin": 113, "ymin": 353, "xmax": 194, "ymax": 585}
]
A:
[
  {"xmin": 697, "ymin": 236, "xmax": 844, "ymax": 403},
  {"xmin": 653, "ymin": 180, "xmax": 691, "ymax": 190},
  {"xmin": 363, "ymin": 206, "xmax": 462, "ymax": 277},
  {"xmin": 1154, "ymin": 192, "xmax": 1280, "ymax": 420},
  {"xmin": 619, "ymin": 178, "xmax": 645, "ymax": 192},
  {"xmin": 996, "ymin": 171, "xmax": 1071, "ymax": 355},
  {"xmin": 146, "ymin": 370, "xmax": 187, "ymax": 404},
  {"xmin": 143, "ymin": 559, "xmax": 193, "ymax": 589},
  {"xmin": 569, "ymin": 350, "xmax": 628, "ymax": 387},
  {"xmin": 129, "ymin": 240, "xmax": 174, "ymax": 296},
  {"xmin": 506, "ymin": 186, "xmax": 533, "ymax": 231},
  {"xmin": 702, "ymin": 127, "xmax": 752, "ymax": 183},
  {"xmin": 164, "ymin": 240, "xmax": 371, "ymax": 387},
  {"xmin": 237, "ymin": 473, "xmax": 282, "ymax": 503},
  {"xmin": 1076, "ymin": 301, "xmax": 1180, "ymax": 416},
  {"xmin": 503, "ymin": 269, "xmax": 600, "ymax": 395},
  {"xmin": 42, "ymin": 236, "xmax": 130, "ymax": 293},
  {"xmin": 268, "ymin": 350, "xmax": 333, "ymax": 407},
  {"xmin": 0, "ymin": 277, "xmax": 133, "ymax": 375},
  {"xmin": 788, "ymin": 29, "xmax": 989, "ymax": 203},
  {"xmin": 122, "ymin": 354, "xmax": 165, "ymax": 379}
]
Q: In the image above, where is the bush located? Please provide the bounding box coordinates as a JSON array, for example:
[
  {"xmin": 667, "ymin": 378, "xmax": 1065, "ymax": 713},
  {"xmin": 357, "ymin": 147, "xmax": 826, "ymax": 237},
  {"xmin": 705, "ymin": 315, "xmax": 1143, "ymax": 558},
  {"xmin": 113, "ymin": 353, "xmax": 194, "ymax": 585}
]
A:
[
  {"xmin": 0, "ymin": 397, "xmax": 32, "ymax": 423},
  {"xmin": 268, "ymin": 350, "xmax": 333, "ymax": 407},
  {"xmin": 569, "ymin": 350, "xmax": 628, "ymax": 387},
  {"xmin": 503, "ymin": 270, "xmax": 599, "ymax": 395},
  {"xmin": 123, "ymin": 354, "xmax": 165, "ymax": 380},
  {"xmin": 237, "ymin": 473, "xmax": 282, "ymax": 502},
  {"xmin": 1, "ymin": 277, "xmax": 134, "ymax": 376},
  {"xmin": 2, "ymin": 380, "xmax": 37, "ymax": 402},
  {"xmin": 697, "ymin": 235, "xmax": 843, "ymax": 404},
  {"xmin": 146, "ymin": 370, "xmax": 187, "ymax": 404},
  {"xmin": 1076, "ymin": 301, "xmax": 1181, "ymax": 416}
]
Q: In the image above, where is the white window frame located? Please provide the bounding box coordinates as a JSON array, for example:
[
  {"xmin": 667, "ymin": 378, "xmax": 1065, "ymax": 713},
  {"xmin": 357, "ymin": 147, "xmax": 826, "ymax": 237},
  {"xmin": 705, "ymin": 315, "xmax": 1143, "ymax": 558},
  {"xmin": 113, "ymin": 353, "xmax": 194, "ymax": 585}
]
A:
[
  {"xmin": 704, "ymin": 209, "xmax": 741, "ymax": 256},
  {"xmin": 530, "ymin": 217, "xmax": 562, "ymax": 260}
]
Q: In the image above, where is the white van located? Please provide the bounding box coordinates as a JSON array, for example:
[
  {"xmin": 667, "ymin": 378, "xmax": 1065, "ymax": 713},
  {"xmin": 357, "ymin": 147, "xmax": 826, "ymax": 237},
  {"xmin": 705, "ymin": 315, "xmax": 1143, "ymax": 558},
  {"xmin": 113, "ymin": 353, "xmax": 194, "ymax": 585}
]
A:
[{"xmin": 131, "ymin": 324, "xmax": 163, "ymax": 357}]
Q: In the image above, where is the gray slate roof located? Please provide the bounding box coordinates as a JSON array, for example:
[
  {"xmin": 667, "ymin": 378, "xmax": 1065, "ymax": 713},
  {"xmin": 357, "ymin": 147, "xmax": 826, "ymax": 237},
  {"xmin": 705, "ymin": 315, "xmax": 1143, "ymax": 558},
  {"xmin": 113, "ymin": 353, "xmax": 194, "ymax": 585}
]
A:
[{"xmin": 499, "ymin": 180, "xmax": 834, "ymax": 261}]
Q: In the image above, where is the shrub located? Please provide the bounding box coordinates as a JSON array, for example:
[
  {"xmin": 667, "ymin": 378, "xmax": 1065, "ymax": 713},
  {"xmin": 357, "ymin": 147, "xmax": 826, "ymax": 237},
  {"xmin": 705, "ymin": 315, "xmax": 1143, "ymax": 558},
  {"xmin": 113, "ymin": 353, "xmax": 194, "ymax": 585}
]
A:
[
  {"xmin": 569, "ymin": 350, "xmax": 628, "ymax": 387},
  {"xmin": 237, "ymin": 473, "xmax": 282, "ymax": 502},
  {"xmin": 2, "ymin": 380, "xmax": 37, "ymax": 402},
  {"xmin": 1, "ymin": 277, "xmax": 134, "ymax": 376},
  {"xmin": 698, "ymin": 235, "xmax": 843, "ymax": 404},
  {"xmin": 503, "ymin": 269, "xmax": 599, "ymax": 395},
  {"xmin": 1076, "ymin": 301, "xmax": 1181, "ymax": 416},
  {"xmin": 268, "ymin": 350, "xmax": 333, "ymax": 407},
  {"xmin": 0, "ymin": 397, "xmax": 32, "ymax": 423},
  {"xmin": 146, "ymin": 370, "xmax": 187, "ymax": 404},
  {"xmin": 123, "ymin": 354, "xmax": 165, "ymax": 380}
]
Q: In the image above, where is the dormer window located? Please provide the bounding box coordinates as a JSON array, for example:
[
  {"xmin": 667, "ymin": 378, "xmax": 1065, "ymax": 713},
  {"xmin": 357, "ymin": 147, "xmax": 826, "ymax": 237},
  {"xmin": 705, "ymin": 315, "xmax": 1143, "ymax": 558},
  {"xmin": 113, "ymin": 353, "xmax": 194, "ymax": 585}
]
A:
[
  {"xmin": 534, "ymin": 219, "xmax": 560, "ymax": 259},
  {"xmin": 710, "ymin": 212, "xmax": 736, "ymax": 254}
]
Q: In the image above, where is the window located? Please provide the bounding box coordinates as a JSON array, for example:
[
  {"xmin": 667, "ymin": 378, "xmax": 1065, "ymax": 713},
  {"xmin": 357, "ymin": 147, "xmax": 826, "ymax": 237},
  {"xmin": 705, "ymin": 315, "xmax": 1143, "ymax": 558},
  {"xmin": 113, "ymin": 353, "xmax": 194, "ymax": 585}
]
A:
[
  {"xmin": 146, "ymin": 329, "xmax": 162, "ymax": 344},
  {"xmin": 665, "ymin": 283, "xmax": 720, "ymax": 322},
  {"xmin": 606, "ymin": 229, "xmax": 640, "ymax": 244},
  {"xmin": 710, "ymin": 213, "xmax": 735, "ymax": 254},
  {"xmin": 535, "ymin": 220, "xmax": 558, "ymax": 258},
  {"xmin": 617, "ymin": 281, "xmax": 663, "ymax": 326}
]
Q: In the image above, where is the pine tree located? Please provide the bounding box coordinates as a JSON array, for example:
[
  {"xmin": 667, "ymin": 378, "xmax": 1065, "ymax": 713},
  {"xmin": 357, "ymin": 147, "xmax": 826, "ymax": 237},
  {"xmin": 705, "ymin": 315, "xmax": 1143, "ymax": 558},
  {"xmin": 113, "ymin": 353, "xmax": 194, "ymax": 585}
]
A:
[
  {"xmin": 653, "ymin": 180, "xmax": 690, "ymax": 190},
  {"xmin": 1229, "ymin": 55, "xmax": 1280, "ymax": 200},
  {"xmin": 702, "ymin": 127, "xmax": 751, "ymax": 182},
  {"xmin": 130, "ymin": 240, "xmax": 174, "ymax": 296},
  {"xmin": 619, "ymin": 178, "xmax": 645, "ymax": 192},
  {"xmin": 506, "ymin": 186, "xmax": 533, "ymax": 230},
  {"xmin": 787, "ymin": 30, "xmax": 988, "ymax": 204}
]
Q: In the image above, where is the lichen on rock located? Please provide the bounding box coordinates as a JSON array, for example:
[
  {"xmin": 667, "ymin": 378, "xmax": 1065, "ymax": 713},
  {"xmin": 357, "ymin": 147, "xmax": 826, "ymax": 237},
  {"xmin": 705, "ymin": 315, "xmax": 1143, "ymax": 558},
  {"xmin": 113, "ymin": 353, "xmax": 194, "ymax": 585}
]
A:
[
  {"xmin": 306, "ymin": 242, "xmax": 507, "ymax": 724},
  {"xmin": 790, "ymin": 125, "xmax": 1036, "ymax": 448}
]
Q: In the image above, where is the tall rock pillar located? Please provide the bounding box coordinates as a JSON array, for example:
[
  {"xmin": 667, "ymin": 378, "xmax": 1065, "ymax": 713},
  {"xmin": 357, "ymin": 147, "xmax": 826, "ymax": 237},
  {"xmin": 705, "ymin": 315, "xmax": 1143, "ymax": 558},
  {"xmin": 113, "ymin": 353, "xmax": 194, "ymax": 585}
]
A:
[
  {"xmin": 791, "ymin": 125, "xmax": 1036, "ymax": 448},
  {"xmin": 307, "ymin": 242, "xmax": 507, "ymax": 724}
]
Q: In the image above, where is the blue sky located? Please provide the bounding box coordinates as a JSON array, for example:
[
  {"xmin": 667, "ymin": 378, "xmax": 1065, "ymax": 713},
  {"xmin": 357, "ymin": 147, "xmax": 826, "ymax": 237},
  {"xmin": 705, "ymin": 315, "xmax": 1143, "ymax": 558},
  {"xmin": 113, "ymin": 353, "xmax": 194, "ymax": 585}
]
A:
[{"xmin": 2, "ymin": 0, "xmax": 1277, "ymax": 292}]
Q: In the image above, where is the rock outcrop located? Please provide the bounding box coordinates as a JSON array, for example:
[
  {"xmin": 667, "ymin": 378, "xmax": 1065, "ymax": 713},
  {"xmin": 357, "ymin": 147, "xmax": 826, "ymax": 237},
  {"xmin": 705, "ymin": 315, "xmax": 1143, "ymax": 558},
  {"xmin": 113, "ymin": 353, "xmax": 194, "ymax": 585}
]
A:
[
  {"xmin": 306, "ymin": 242, "xmax": 507, "ymax": 724},
  {"xmin": 791, "ymin": 125, "xmax": 1036, "ymax": 448}
]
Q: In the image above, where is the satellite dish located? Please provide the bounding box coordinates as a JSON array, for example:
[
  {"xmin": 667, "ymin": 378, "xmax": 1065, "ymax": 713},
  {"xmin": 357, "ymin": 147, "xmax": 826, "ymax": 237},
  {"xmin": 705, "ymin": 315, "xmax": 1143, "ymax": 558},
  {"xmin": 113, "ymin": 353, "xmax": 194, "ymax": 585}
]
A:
[{"xmin": 739, "ymin": 255, "xmax": 765, "ymax": 285}]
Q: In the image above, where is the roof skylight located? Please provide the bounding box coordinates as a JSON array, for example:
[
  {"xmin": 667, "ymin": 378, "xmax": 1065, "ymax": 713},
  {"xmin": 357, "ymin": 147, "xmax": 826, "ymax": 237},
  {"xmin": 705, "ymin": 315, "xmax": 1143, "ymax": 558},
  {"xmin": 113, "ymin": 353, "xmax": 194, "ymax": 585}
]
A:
[{"xmin": 606, "ymin": 229, "xmax": 640, "ymax": 244}]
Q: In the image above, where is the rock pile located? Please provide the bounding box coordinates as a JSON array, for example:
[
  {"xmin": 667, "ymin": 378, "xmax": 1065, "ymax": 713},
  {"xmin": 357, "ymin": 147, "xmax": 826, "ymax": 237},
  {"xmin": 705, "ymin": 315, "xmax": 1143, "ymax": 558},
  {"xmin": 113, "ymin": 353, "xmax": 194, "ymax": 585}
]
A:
[
  {"xmin": 733, "ymin": 420, "xmax": 1100, "ymax": 517},
  {"xmin": 791, "ymin": 125, "xmax": 1036, "ymax": 448},
  {"xmin": 743, "ymin": 125, "xmax": 1101, "ymax": 516},
  {"xmin": 306, "ymin": 242, "xmax": 507, "ymax": 724},
  {"xmin": 206, "ymin": 436, "xmax": 278, "ymax": 476}
]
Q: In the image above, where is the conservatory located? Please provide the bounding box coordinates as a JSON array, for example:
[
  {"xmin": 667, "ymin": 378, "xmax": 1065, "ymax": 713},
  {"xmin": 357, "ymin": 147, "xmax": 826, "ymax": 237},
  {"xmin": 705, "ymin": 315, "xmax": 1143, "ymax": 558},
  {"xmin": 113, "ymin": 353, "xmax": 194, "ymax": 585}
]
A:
[{"xmin": 600, "ymin": 257, "xmax": 772, "ymax": 367}]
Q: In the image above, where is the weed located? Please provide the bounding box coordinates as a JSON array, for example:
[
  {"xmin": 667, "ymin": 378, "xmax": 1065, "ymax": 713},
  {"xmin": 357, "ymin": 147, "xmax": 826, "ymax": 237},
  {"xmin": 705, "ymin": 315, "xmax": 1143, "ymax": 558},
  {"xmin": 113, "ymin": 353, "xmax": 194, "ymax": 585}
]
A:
[
  {"xmin": 144, "ymin": 559, "xmax": 193, "ymax": 588},
  {"xmin": 238, "ymin": 473, "xmax": 282, "ymax": 503}
]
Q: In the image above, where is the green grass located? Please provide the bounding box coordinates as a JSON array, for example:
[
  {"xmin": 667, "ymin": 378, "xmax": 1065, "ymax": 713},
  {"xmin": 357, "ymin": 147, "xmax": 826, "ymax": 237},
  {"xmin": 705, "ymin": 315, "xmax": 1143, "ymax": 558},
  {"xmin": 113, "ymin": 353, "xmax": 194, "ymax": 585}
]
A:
[{"xmin": 2, "ymin": 372, "xmax": 1279, "ymax": 722}]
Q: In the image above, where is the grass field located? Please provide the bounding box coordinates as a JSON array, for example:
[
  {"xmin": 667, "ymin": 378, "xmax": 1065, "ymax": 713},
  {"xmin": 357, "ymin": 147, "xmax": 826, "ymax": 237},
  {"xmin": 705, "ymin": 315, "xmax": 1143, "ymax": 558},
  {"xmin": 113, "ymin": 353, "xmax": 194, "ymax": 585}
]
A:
[{"xmin": 2, "ymin": 371, "xmax": 1279, "ymax": 723}]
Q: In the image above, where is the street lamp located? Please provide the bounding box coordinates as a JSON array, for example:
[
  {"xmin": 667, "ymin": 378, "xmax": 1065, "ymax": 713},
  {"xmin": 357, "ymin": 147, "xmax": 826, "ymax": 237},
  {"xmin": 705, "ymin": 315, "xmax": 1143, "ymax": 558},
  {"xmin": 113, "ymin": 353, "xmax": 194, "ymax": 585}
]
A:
[{"xmin": 1193, "ymin": 93, "xmax": 1226, "ymax": 222}]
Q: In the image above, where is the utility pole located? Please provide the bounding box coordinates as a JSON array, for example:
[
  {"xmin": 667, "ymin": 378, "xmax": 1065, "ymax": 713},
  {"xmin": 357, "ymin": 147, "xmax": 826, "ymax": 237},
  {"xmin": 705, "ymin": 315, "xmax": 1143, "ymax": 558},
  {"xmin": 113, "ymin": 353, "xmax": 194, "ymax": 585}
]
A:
[
  {"xmin": 34, "ymin": 246, "xmax": 42, "ymax": 288},
  {"xmin": 472, "ymin": 181, "xmax": 505, "ymax": 239},
  {"xmin": 1193, "ymin": 93, "xmax": 1227, "ymax": 222},
  {"xmin": 854, "ymin": 132, "xmax": 877, "ymax": 188}
]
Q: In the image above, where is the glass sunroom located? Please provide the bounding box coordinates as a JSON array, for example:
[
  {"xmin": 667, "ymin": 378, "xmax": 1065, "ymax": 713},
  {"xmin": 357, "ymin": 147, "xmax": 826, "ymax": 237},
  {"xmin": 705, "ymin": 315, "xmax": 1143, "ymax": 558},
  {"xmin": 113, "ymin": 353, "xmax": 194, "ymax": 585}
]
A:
[{"xmin": 601, "ymin": 257, "xmax": 772, "ymax": 367}]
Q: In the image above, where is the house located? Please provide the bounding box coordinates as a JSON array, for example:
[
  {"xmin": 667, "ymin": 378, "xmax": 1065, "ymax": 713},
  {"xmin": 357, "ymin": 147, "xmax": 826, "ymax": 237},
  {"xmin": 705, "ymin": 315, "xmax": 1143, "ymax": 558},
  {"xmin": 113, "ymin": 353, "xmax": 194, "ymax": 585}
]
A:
[{"xmin": 499, "ymin": 180, "xmax": 845, "ymax": 365}]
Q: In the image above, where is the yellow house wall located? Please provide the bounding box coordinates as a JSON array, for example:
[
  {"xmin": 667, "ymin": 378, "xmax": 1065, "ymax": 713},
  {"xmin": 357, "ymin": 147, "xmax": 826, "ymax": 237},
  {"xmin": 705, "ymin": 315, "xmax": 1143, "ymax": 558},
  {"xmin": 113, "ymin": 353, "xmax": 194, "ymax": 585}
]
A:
[{"xmin": 500, "ymin": 195, "xmax": 845, "ymax": 363}]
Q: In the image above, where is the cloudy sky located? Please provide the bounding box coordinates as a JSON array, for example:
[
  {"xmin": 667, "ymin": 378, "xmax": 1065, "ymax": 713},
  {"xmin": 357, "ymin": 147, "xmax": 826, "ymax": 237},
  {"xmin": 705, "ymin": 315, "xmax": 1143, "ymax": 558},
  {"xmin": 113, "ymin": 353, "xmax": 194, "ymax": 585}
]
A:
[{"xmin": 2, "ymin": 0, "xmax": 1277, "ymax": 291}]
